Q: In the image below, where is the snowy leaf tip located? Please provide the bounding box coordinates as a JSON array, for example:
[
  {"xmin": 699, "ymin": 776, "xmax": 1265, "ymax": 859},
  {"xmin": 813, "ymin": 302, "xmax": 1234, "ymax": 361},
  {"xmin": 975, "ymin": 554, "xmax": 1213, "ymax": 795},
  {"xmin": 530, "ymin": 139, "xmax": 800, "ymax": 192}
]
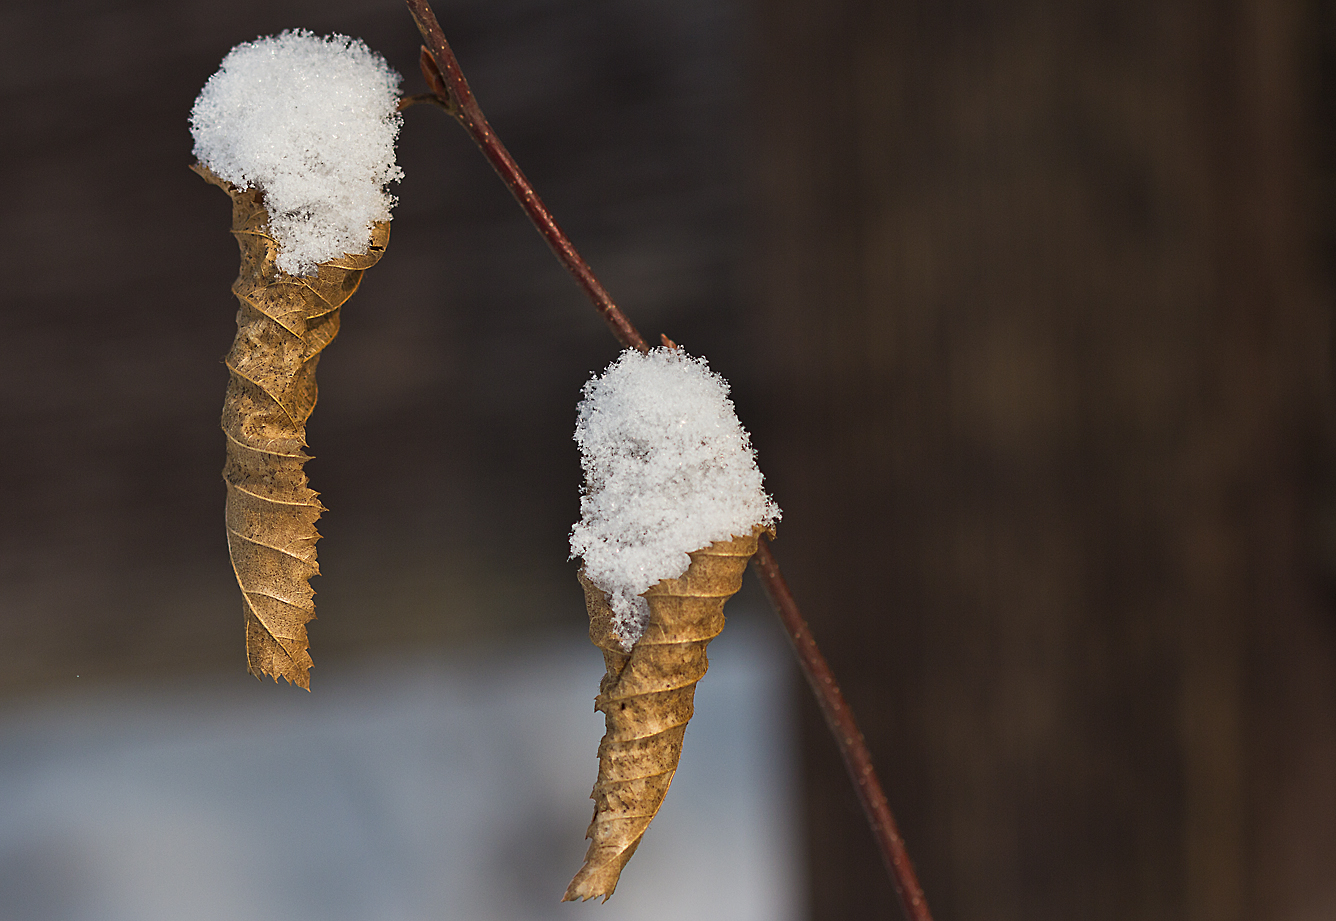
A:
[
  {"xmin": 570, "ymin": 347, "xmax": 780, "ymax": 649},
  {"xmin": 190, "ymin": 30, "xmax": 403, "ymax": 276}
]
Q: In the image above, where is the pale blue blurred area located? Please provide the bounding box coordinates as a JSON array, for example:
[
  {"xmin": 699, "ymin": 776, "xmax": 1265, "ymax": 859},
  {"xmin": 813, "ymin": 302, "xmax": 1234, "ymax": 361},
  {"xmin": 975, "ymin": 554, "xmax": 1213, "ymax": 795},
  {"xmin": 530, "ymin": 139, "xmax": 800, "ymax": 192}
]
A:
[{"xmin": 0, "ymin": 615, "xmax": 801, "ymax": 921}]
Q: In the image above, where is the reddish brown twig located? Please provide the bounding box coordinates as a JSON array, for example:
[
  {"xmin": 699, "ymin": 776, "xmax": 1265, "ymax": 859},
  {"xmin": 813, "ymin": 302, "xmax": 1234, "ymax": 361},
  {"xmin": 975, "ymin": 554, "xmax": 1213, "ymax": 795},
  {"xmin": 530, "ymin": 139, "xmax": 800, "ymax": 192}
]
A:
[
  {"xmin": 403, "ymin": 4, "xmax": 933, "ymax": 918},
  {"xmin": 752, "ymin": 538, "xmax": 932, "ymax": 921},
  {"xmin": 404, "ymin": 3, "xmax": 647, "ymax": 353}
]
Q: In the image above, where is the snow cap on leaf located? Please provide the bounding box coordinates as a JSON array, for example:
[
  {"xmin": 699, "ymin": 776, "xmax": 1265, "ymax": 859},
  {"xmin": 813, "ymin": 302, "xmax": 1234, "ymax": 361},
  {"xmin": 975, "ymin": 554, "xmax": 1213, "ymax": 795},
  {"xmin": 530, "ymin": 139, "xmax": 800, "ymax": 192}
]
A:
[
  {"xmin": 190, "ymin": 30, "xmax": 403, "ymax": 276},
  {"xmin": 571, "ymin": 346, "xmax": 780, "ymax": 649}
]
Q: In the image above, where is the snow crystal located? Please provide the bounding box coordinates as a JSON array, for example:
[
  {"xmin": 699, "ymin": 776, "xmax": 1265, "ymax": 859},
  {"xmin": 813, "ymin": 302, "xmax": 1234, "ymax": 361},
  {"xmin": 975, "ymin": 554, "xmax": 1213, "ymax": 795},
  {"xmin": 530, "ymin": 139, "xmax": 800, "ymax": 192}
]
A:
[
  {"xmin": 190, "ymin": 30, "xmax": 403, "ymax": 276},
  {"xmin": 571, "ymin": 347, "xmax": 780, "ymax": 649}
]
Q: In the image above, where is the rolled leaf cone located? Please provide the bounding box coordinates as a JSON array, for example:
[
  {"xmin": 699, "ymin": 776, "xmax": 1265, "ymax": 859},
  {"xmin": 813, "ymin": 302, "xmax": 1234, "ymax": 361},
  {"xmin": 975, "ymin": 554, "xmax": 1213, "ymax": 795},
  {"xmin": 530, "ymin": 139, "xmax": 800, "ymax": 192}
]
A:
[
  {"xmin": 195, "ymin": 164, "xmax": 389, "ymax": 689},
  {"xmin": 564, "ymin": 527, "xmax": 763, "ymax": 901}
]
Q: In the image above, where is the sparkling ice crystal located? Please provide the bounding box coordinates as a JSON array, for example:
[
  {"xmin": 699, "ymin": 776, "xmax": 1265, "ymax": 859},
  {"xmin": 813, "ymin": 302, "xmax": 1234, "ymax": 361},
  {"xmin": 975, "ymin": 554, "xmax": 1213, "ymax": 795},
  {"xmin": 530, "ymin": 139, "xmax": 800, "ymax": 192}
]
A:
[
  {"xmin": 191, "ymin": 30, "xmax": 403, "ymax": 276},
  {"xmin": 571, "ymin": 348, "xmax": 780, "ymax": 649}
]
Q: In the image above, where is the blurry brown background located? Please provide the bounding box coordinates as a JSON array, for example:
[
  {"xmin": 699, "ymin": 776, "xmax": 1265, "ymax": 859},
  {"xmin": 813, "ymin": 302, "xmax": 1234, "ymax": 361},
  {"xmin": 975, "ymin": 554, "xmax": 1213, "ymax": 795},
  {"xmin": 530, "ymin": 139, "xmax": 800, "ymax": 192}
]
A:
[{"xmin": 2, "ymin": 0, "xmax": 1335, "ymax": 919}]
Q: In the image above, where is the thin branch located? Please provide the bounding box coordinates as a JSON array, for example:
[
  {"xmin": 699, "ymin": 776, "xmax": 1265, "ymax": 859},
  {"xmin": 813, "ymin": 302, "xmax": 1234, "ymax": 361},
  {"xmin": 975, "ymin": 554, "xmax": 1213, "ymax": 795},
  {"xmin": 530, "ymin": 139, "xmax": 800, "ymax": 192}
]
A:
[
  {"xmin": 752, "ymin": 539, "xmax": 933, "ymax": 921},
  {"xmin": 405, "ymin": 2, "xmax": 647, "ymax": 353},
  {"xmin": 403, "ymin": 4, "xmax": 934, "ymax": 919}
]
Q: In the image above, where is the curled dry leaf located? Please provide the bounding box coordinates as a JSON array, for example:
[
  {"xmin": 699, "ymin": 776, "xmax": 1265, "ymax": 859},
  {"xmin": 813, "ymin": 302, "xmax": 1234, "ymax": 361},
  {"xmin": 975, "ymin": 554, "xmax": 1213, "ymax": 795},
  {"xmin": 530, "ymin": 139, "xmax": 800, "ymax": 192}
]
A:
[
  {"xmin": 195, "ymin": 164, "xmax": 389, "ymax": 689},
  {"xmin": 564, "ymin": 527, "xmax": 763, "ymax": 901}
]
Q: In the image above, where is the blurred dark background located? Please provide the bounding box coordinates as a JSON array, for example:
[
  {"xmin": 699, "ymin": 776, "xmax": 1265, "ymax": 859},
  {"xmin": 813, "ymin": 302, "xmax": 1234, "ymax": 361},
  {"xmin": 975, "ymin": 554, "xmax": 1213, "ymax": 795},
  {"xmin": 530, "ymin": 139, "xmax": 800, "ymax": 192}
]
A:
[{"xmin": 2, "ymin": 0, "xmax": 1335, "ymax": 918}]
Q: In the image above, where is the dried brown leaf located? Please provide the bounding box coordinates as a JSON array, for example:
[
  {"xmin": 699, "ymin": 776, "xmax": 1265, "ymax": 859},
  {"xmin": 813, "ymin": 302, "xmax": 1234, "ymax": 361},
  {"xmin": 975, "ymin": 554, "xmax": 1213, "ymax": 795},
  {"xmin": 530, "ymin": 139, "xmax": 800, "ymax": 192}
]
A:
[
  {"xmin": 196, "ymin": 164, "xmax": 389, "ymax": 689},
  {"xmin": 564, "ymin": 528, "xmax": 763, "ymax": 901}
]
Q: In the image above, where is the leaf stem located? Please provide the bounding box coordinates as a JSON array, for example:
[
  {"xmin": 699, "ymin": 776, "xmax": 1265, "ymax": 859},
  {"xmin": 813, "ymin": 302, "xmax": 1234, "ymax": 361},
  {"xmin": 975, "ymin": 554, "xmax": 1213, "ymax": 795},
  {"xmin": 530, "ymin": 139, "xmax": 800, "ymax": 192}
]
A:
[{"xmin": 403, "ymin": 4, "xmax": 933, "ymax": 918}]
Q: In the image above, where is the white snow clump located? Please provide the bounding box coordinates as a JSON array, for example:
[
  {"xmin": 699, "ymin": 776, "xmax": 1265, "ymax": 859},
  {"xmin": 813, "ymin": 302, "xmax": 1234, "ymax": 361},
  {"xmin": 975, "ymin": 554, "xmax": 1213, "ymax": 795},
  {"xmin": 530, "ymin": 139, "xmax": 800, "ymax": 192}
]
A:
[
  {"xmin": 190, "ymin": 30, "xmax": 403, "ymax": 276},
  {"xmin": 571, "ymin": 347, "xmax": 780, "ymax": 649}
]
